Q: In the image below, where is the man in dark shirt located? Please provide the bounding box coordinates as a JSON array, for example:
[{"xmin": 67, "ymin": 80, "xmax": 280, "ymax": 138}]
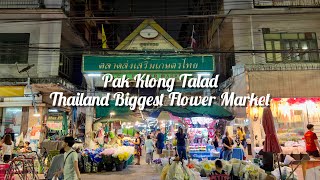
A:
[
  {"xmin": 156, "ymin": 129, "xmax": 165, "ymax": 155},
  {"xmin": 176, "ymin": 127, "xmax": 187, "ymax": 160}
]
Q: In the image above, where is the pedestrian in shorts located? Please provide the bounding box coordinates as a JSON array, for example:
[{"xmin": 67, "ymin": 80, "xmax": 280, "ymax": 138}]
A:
[{"xmin": 145, "ymin": 135, "xmax": 154, "ymax": 164}]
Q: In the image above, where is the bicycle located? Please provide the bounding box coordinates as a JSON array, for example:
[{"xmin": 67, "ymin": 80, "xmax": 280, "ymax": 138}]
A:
[{"xmin": 32, "ymin": 147, "xmax": 48, "ymax": 174}]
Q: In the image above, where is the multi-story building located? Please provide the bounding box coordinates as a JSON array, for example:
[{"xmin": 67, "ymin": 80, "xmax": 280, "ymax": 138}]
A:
[
  {"xmin": 0, "ymin": 0, "xmax": 86, "ymax": 143},
  {"xmin": 206, "ymin": 0, "xmax": 320, "ymax": 149}
]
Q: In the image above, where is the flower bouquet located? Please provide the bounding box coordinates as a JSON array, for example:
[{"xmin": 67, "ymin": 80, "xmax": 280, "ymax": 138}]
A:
[
  {"xmin": 200, "ymin": 160, "xmax": 215, "ymax": 176},
  {"xmin": 83, "ymin": 148, "xmax": 104, "ymax": 173},
  {"xmin": 112, "ymin": 146, "xmax": 133, "ymax": 171},
  {"xmin": 239, "ymin": 164, "xmax": 260, "ymax": 180},
  {"xmin": 100, "ymin": 148, "xmax": 116, "ymax": 171},
  {"xmin": 229, "ymin": 158, "xmax": 244, "ymax": 177},
  {"xmin": 165, "ymin": 161, "xmax": 184, "ymax": 180},
  {"xmin": 220, "ymin": 159, "xmax": 232, "ymax": 175}
]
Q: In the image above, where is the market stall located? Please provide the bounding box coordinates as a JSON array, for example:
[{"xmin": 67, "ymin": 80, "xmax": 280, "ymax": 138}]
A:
[{"xmin": 154, "ymin": 157, "xmax": 283, "ymax": 180}]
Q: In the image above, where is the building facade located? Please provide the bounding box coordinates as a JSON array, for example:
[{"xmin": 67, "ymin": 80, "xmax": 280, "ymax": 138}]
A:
[
  {"xmin": 206, "ymin": 0, "xmax": 320, "ymax": 148},
  {"xmin": 0, "ymin": 0, "xmax": 86, "ymax": 144}
]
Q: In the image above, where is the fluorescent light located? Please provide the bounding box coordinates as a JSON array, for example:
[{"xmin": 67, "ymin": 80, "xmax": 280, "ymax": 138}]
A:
[
  {"xmin": 197, "ymin": 72, "xmax": 212, "ymax": 76},
  {"xmin": 48, "ymin": 109, "xmax": 58, "ymax": 113},
  {"xmin": 88, "ymin": 74, "xmax": 101, "ymax": 77},
  {"xmin": 33, "ymin": 113, "xmax": 41, "ymax": 117}
]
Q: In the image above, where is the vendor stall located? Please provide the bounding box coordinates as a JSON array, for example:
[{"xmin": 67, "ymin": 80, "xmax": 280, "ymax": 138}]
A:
[
  {"xmin": 155, "ymin": 157, "xmax": 274, "ymax": 180},
  {"xmin": 248, "ymin": 98, "xmax": 320, "ymax": 146}
]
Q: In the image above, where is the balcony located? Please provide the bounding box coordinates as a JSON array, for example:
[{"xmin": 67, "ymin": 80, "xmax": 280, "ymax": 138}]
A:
[
  {"xmin": 0, "ymin": 0, "xmax": 69, "ymax": 10},
  {"xmin": 254, "ymin": 0, "xmax": 320, "ymax": 7}
]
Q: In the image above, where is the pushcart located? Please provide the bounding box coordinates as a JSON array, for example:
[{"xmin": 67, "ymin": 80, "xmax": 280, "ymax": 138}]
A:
[{"xmin": 4, "ymin": 154, "xmax": 39, "ymax": 180}]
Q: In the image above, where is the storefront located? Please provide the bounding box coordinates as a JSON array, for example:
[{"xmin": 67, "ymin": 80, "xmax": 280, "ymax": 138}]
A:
[
  {"xmin": 247, "ymin": 98, "xmax": 320, "ymax": 144},
  {"xmin": 0, "ymin": 91, "xmax": 45, "ymax": 144}
]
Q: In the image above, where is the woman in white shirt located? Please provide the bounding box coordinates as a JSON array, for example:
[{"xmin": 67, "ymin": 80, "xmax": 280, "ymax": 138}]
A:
[{"xmin": 2, "ymin": 134, "xmax": 14, "ymax": 163}]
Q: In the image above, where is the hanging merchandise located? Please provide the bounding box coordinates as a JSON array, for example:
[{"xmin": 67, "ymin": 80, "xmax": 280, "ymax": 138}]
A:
[{"xmin": 62, "ymin": 112, "xmax": 68, "ymax": 136}]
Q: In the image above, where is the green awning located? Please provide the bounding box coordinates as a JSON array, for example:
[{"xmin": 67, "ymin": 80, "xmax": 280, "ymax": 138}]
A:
[
  {"xmin": 94, "ymin": 114, "xmax": 142, "ymax": 124},
  {"xmin": 96, "ymin": 100, "xmax": 131, "ymax": 118},
  {"xmin": 159, "ymin": 88, "xmax": 204, "ymax": 95}
]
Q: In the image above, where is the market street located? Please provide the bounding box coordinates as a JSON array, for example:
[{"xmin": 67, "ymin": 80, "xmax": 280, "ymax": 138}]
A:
[{"xmin": 80, "ymin": 164, "xmax": 159, "ymax": 180}]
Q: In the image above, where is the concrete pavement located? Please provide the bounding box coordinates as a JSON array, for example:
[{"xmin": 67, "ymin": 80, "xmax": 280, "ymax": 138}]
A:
[{"xmin": 80, "ymin": 163, "xmax": 160, "ymax": 180}]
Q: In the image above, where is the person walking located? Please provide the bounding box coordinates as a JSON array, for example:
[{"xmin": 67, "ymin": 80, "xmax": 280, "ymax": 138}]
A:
[
  {"xmin": 133, "ymin": 132, "xmax": 142, "ymax": 165},
  {"xmin": 2, "ymin": 134, "xmax": 14, "ymax": 163},
  {"xmin": 304, "ymin": 124, "xmax": 320, "ymax": 158},
  {"xmin": 46, "ymin": 148, "xmax": 65, "ymax": 180},
  {"xmin": 175, "ymin": 127, "xmax": 187, "ymax": 160},
  {"xmin": 213, "ymin": 131, "xmax": 220, "ymax": 150},
  {"xmin": 56, "ymin": 136, "xmax": 81, "ymax": 180},
  {"xmin": 222, "ymin": 131, "xmax": 234, "ymax": 161},
  {"xmin": 155, "ymin": 129, "xmax": 165, "ymax": 157},
  {"xmin": 145, "ymin": 135, "xmax": 154, "ymax": 165},
  {"xmin": 237, "ymin": 127, "xmax": 247, "ymax": 149}
]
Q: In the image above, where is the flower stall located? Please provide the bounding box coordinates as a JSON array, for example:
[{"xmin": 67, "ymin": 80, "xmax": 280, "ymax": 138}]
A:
[{"xmin": 154, "ymin": 157, "xmax": 274, "ymax": 180}]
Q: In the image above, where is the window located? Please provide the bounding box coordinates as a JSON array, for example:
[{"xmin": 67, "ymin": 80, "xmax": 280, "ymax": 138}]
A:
[
  {"xmin": 0, "ymin": 107, "xmax": 22, "ymax": 137},
  {"xmin": 0, "ymin": 33, "xmax": 30, "ymax": 64},
  {"xmin": 263, "ymin": 32, "xmax": 319, "ymax": 62}
]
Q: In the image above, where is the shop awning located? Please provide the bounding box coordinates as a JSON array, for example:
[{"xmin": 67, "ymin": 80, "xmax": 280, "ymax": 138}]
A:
[
  {"xmin": 159, "ymin": 88, "xmax": 204, "ymax": 95},
  {"xmin": 96, "ymin": 100, "xmax": 132, "ymax": 118},
  {"xmin": 150, "ymin": 105, "xmax": 234, "ymax": 120},
  {"xmin": 186, "ymin": 105, "xmax": 234, "ymax": 120},
  {"xmin": 150, "ymin": 106, "xmax": 198, "ymax": 118},
  {"xmin": 94, "ymin": 114, "xmax": 142, "ymax": 124}
]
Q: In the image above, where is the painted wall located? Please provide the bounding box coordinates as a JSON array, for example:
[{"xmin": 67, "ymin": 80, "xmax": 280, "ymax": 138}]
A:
[
  {"xmin": 232, "ymin": 10, "xmax": 320, "ymax": 65},
  {"xmin": 0, "ymin": 12, "xmax": 64, "ymax": 78}
]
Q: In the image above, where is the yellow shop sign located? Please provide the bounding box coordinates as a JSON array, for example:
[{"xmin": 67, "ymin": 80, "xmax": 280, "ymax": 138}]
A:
[{"xmin": 0, "ymin": 86, "xmax": 25, "ymax": 97}]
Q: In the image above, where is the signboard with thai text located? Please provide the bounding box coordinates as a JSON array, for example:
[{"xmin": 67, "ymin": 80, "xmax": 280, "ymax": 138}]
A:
[
  {"xmin": 47, "ymin": 113, "xmax": 63, "ymax": 130},
  {"xmin": 254, "ymin": 0, "xmax": 320, "ymax": 7},
  {"xmin": 82, "ymin": 55, "xmax": 214, "ymax": 73}
]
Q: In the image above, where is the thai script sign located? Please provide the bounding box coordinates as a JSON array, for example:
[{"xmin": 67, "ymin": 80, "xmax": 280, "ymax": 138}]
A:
[{"xmin": 82, "ymin": 55, "xmax": 214, "ymax": 73}]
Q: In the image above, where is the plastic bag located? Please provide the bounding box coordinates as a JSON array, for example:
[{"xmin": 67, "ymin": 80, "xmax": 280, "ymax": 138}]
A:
[
  {"xmin": 52, "ymin": 176, "xmax": 59, "ymax": 180},
  {"xmin": 161, "ymin": 164, "xmax": 170, "ymax": 180},
  {"xmin": 284, "ymin": 155, "xmax": 295, "ymax": 165},
  {"xmin": 172, "ymin": 139, "xmax": 177, "ymax": 146}
]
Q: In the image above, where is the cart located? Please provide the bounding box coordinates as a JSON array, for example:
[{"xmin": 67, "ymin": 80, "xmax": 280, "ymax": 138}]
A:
[{"xmin": 4, "ymin": 155, "xmax": 39, "ymax": 180}]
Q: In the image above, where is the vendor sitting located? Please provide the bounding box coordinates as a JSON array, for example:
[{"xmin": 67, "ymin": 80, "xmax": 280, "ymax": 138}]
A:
[
  {"xmin": 20, "ymin": 141, "xmax": 32, "ymax": 153},
  {"xmin": 210, "ymin": 160, "xmax": 226, "ymax": 176},
  {"xmin": 258, "ymin": 141, "xmax": 274, "ymax": 172}
]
